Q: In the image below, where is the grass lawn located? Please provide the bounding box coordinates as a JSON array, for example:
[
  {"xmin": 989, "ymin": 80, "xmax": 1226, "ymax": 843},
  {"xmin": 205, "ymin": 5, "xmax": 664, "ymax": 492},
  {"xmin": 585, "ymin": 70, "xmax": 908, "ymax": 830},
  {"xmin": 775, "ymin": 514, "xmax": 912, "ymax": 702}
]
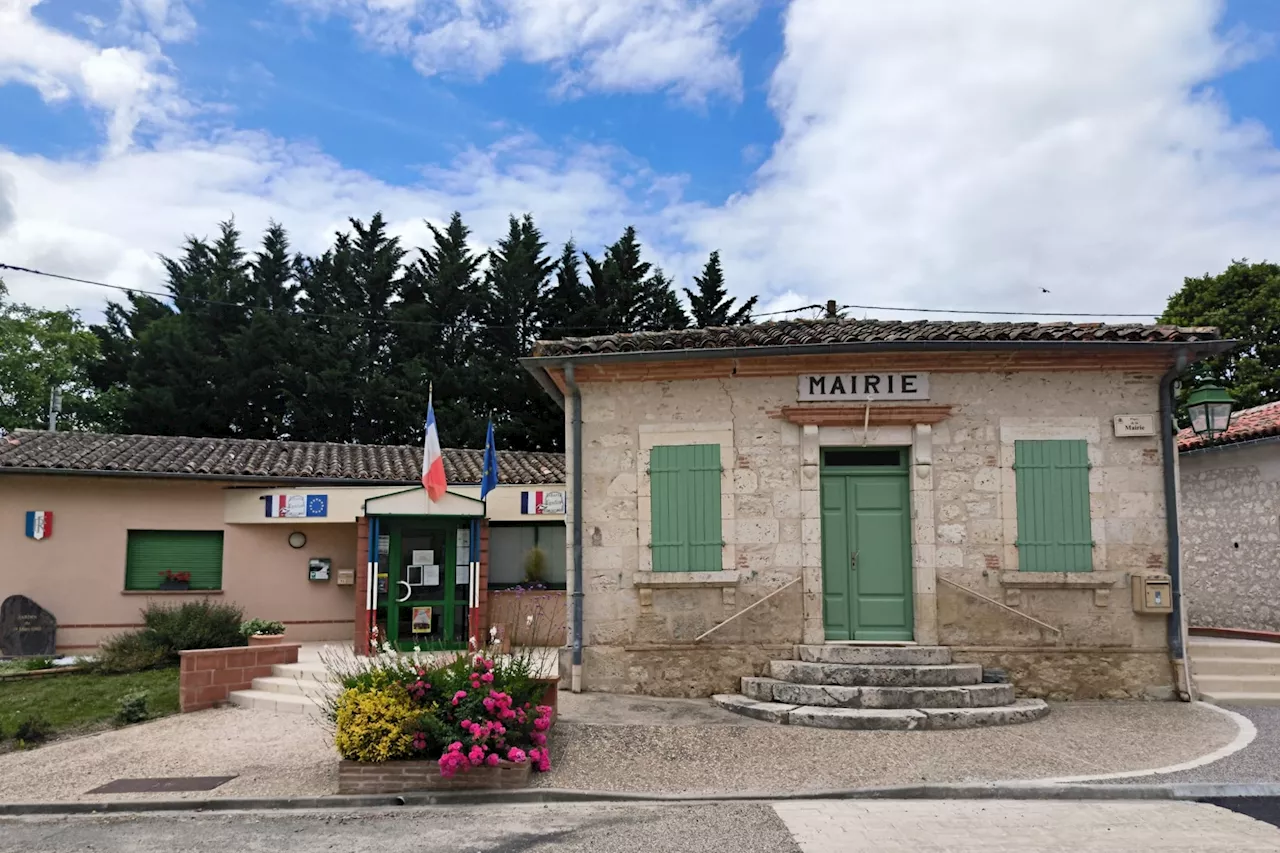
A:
[{"xmin": 0, "ymin": 668, "xmax": 179, "ymax": 742}]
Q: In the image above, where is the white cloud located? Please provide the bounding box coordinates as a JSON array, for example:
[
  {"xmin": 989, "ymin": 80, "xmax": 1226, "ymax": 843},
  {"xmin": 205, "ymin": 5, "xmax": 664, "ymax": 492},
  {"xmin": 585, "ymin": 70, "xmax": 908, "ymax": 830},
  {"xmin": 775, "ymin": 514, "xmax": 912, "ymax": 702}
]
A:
[
  {"xmin": 118, "ymin": 0, "xmax": 197, "ymax": 42},
  {"xmin": 0, "ymin": 133, "xmax": 672, "ymax": 319},
  {"xmin": 288, "ymin": 0, "xmax": 758, "ymax": 101},
  {"xmin": 683, "ymin": 0, "xmax": 1280, "ymax": 318},
  {"xmin": 0, "ymin": 0, "xmax": 186, "ymax": 154}
]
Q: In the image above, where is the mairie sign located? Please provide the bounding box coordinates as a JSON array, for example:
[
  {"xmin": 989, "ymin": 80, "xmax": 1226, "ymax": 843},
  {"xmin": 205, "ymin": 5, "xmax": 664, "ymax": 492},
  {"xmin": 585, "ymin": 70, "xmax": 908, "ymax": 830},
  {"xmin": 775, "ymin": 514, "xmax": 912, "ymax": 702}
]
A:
[{"xmin": 798, "ymin": 373, "xmax": 930, "ymax": 402}]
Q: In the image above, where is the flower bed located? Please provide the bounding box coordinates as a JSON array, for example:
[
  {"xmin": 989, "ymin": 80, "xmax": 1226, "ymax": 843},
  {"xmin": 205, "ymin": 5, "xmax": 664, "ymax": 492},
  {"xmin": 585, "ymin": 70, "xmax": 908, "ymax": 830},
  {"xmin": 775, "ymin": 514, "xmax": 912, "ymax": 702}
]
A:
[{"xmin": 326, "ymin": 641, "xmax": 555, "ymax": 793}]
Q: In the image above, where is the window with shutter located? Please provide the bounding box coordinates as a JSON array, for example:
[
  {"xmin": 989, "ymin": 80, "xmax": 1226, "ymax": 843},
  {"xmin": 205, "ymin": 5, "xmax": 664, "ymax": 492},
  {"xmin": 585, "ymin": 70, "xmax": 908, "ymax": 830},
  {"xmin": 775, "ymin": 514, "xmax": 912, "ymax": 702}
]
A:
[
  {"xmin": 125, "ymin": 530, "xmax": 225, "ymax": 590},
  {"xmin": 1014, "ymin": 440, "xmax": 1093, "ymax": 572},
  {"xmin": 649, "ymin": 444, "xmax": 722, "ymax": 572}
]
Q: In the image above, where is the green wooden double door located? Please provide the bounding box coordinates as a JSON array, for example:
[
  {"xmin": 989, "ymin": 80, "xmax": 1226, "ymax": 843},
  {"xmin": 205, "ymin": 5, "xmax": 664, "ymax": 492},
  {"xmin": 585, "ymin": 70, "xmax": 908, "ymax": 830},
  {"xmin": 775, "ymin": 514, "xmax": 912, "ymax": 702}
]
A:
[
  {"xmin": 379, "ymin": 519, "xmax": 471, "ymax": 651},
  {"xmin": 820, "ymin": 448, "xmax": 914, "ymax": 641}
]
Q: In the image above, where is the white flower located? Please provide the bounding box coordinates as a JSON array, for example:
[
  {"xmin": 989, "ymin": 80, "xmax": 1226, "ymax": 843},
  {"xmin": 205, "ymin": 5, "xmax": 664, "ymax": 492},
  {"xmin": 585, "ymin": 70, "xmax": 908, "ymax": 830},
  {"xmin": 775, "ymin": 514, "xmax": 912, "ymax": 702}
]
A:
[
  {"xmin": 526, "ymin": 615, "xmax": 534, "ymax": 626},
  {"xmin": 489, "ymin": 626, "xmax": 498, "ymax": 638}
]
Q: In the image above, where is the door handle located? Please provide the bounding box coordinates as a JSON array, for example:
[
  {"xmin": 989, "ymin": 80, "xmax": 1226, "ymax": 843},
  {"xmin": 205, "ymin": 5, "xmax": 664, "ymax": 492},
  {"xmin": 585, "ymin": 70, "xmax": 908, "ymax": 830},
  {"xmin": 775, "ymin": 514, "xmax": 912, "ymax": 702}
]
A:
[
  {"xmin": 397, "ymin": 580, "xmax": 412, "ymax": 603},
  {"xmin": 850, "ymin": 551, "xmax": 858, "ymax": 569}
]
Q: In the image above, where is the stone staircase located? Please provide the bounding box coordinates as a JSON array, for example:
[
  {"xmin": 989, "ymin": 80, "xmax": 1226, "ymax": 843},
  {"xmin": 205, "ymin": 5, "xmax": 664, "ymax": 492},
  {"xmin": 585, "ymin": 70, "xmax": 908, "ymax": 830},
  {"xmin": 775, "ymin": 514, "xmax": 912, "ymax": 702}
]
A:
[
  {"xmin": 1191, "ymin": 636, "xmax": 1280, "ymax": 707},
  {"xmin": 713, "ymin": 645, "xmax": 1049, "ymax": 730},
  {"xmin": 228, "ymin": 658, "xmax": 335, "ymax": 715}
]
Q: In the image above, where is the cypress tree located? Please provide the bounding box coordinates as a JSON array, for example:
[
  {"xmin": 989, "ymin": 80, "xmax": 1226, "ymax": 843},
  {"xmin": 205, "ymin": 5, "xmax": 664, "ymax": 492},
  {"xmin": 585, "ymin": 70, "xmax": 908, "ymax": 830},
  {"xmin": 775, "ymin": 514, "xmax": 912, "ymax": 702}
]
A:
[{"xmin": 684, "ymin": 251, "xmax": 757, "ymax": 327}]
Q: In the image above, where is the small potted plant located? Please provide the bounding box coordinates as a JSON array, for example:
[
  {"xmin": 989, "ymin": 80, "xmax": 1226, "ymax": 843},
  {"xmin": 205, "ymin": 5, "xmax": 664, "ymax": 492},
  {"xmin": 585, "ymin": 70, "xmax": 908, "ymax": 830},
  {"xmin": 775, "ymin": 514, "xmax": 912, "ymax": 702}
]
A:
[
  {"xmin": 158, "ymin": 570, "xmax": 191, "ymax": 591},
  {"xmin": 241, "ymin": 618, "xmax": 286, "ymax": 646}
]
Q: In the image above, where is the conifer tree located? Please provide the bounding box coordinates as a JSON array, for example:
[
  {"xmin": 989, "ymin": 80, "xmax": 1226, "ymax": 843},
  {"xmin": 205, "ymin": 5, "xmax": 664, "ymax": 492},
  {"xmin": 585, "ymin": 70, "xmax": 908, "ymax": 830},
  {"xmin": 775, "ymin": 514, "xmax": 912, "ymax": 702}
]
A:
[{"xmin": 684, "ymin": 251, "xmax": 756, "ymax": 327}]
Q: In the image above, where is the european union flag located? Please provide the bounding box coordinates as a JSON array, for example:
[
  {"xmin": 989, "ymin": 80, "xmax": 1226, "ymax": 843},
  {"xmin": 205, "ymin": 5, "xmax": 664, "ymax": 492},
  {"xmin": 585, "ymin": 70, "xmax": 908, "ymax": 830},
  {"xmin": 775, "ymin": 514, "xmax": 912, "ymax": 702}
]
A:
[
  {"xmin": 480, "ymin": 419, "xmax": 499, "ymax": 500},
  {"xmin": 306, "ymin": 494, "xmax": 328, "ymax": 517}
]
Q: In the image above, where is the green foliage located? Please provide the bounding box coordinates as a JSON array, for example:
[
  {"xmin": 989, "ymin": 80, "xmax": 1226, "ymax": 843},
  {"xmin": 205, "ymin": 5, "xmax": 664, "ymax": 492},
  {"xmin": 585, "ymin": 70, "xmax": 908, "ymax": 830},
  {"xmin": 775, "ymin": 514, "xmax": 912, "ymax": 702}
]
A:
[
  {"xmin": 91, "ymin": 630, "xmax": 173, "ymax": 675},
  {"xmin": 13, "ymin": 714, "xmax": 53, "ymax": 744},
  {"xmin": 19, "ymin": 657, "xmax": 56, "ymax": 672},
  {"xmin": 0, "ymin": 281, "xmax": 107, "ymax": 431},
  {"xmin": 240, "ymin": 619, "xmax": 286, "ymax": 637},
  {"xmin": 523, "ymin": 546, "xmax": 548, "ymax": 584},
  {"xmin": 114, "ymin": 691, "xmax": 150, "ymax": 725},
  {"xmin": 1161, "ymin": 260, "xmax": 1280, "ymax": 412},
  {"xmin": 684, "ymin": 251, "xmax": 757, "ymax": 327},
  {"xmin": 142, "ymin": 600, "xmax": 246, "ymax": 653}
]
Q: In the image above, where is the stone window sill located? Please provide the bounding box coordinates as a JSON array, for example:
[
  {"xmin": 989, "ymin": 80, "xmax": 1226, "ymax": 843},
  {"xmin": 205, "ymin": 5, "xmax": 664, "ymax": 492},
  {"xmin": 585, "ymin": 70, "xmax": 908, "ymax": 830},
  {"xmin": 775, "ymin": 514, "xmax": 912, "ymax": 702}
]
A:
[
  {"xmin": 998, "ymin": 571, "xmax": 1120, "ymax": 590},
  {"xmin": 632, "ymin": 571, "xmax": 740, "ymax": 589},
  {"xmin": 122, "ymin": 589, "xmax": 225, "ymax": 596}
]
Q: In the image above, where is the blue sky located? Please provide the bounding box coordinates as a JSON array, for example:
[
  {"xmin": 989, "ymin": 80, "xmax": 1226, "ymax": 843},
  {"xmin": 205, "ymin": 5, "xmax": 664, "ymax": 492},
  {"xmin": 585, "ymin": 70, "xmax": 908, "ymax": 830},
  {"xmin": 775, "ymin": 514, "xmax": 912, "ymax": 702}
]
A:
[{"xmin": 2, "ymin": 0, "xmax": 1279, "ymax": 320}]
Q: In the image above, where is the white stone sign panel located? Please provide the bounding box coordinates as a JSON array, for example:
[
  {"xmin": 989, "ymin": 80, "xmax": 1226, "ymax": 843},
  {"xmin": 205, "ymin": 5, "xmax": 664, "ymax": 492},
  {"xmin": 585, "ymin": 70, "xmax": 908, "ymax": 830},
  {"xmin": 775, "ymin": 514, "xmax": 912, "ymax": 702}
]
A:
[
  {"xmin": 798, "ymin": 373, "xmax": 930, "ymax": 402},
  {"xmin": 1113, "ymin": 414, "xmax": 1157, "ymax": 437}
]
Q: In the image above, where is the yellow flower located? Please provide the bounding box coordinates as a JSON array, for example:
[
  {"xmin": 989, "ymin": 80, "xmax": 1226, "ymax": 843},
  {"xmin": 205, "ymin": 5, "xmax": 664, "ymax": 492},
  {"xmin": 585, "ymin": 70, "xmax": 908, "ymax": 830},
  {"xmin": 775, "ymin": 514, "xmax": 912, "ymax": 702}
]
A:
[{"xmin": 334, "ymin": 684, "xmax": 417, "ymax": 763}]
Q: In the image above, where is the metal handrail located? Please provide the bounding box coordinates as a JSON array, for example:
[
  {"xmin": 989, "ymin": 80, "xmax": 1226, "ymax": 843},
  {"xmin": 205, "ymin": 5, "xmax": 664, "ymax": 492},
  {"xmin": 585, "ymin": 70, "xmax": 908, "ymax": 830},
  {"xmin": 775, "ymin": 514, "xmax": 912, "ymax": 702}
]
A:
[
  {"xmin": 937, "ymin": 577, "xmax": 1062, "ymax": 635},
  {"xmin": 694, "ymin": 577, "xmax": 803, "ymax": 642}
]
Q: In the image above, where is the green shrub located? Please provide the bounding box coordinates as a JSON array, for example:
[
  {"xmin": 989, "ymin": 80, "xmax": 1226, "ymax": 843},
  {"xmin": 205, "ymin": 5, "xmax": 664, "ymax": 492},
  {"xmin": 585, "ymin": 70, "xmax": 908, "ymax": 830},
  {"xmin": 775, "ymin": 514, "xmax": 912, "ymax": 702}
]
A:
[
  {"xmin": 91, "ymin": 631, "xmax": 172, "ymax": 674},
  {"xmin": 14, "ymin": 715, "xmax": 53, "ymax": 745},
  {"xmin": 143, "ymin": 600, "xmax": 245, "ymax": 652},
  {"xmin": 523, "ymin": 546, "xmax": 548, "ymax": 584},
  {"xmin": 240, "ymin": 618, "xmax": 286, "ymax": 637},
  {"xmin": 20, "ymin": 656, "xmax": 57, "ymax": 671},
  {"xmin": 114, "ymin": 691, "xmax": 150, "ymax": 726}
]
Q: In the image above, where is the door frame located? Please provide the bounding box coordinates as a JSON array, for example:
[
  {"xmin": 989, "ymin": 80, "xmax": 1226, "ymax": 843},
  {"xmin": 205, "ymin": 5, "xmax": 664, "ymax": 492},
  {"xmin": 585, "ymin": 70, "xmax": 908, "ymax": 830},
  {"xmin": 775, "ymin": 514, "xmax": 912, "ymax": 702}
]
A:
[
  {"xmin": 819, "ymin": 446, "xmax": 914, "ymax": 642},
  {"xmin": 384, "ymin": 517, "xmax": 463, "ymax": 650}
]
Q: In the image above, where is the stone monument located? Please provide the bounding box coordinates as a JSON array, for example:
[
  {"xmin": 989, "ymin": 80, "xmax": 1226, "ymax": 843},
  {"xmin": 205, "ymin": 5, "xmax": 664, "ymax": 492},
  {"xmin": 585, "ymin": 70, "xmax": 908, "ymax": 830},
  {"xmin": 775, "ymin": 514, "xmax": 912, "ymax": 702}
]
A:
[{"xmin": 0, "ymin": 595, "xmax": 57, "ymax": 658}]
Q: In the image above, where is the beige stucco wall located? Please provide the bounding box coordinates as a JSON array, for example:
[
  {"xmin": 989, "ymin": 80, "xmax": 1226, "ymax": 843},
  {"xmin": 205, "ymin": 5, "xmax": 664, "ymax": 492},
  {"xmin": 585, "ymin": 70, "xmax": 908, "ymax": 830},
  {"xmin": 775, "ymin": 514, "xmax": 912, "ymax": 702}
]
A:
[
  {"xmin": 1181, "ymin": 440, "xmax": 1280, "ymax": 632},
  {"xmin": 567, "ymin": 369, "xmax": 1177, "ymax": 699},
  {"xmin": 1, "ymin": 475, "xmax": 357, "ymax": 651}
]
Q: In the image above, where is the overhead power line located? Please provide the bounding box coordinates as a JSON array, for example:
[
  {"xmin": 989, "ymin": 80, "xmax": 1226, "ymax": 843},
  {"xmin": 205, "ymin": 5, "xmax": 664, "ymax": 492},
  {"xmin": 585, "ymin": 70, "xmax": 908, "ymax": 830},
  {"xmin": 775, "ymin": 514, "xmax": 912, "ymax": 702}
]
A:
[{"xmin": 839, "ymin": 303, "xmax": 1159, "ymax": 319}]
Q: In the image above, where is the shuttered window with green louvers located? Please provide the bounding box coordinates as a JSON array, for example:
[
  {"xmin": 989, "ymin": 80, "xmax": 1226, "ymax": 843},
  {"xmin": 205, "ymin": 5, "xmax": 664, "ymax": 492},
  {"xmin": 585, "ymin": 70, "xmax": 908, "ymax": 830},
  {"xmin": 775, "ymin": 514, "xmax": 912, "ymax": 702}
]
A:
[
  {"xmin": 1013, "ymin": 440, "xmax": 1094, "ymax": 572},
  {"xmin": 649, "ymin": 444, "xmax": 723, "ymax": 572},
  {"xmin": 125, "ymin": 530, "xmax": 225, "ymax": 590}
]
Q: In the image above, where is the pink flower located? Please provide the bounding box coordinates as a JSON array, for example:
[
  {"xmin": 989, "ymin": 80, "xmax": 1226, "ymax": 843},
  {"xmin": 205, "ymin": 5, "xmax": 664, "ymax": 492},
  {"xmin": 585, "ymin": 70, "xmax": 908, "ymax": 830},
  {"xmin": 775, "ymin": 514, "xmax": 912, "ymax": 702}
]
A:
[
  {"xmin": 491, "ymin": 723, "xmax": 505, "ymax": 736},
  {"xmin": 448, "ymin": 741, "xmax": 463, "ymax": 752},
  {"xmin": 485, "ymin": 753, "xmax": 500, "ymax": 767},
  {"xmin": 531, "ymin": 732, "xmax": 547, "ymax": 746},
  {"xmin": 533, "ymin": 717, "xmax": 550, "ymax": 731},
  {"xmin": 536, "ymin": 757, "xmax": 550, "ymax": 773},
  {"xmin": 453, "ymin": 690, "xmax": 467, "ymax": 701},
  {"xmin": 471, "ymin": 680, "xmax": 481, "ymax": 689},
  {"xmin": 468, "ymin": 745, "xmax": 485, "ymax": 766},
  {"xmin": 480, "ymin": 672, "xmax": 494, "ymax": 683},
  {"xmin": 461, "ymin": 719, "xmax": 472, "ymax": 729},
  {"xmin": 482, "ymin": 698, "xmax": 496, "ymax": 712},
  {"xmin": 528, "ymin": 748, "xmax": 542, "ymax": 762},
  {"xmin": 506, "ymin": 747, "xmax": 527, "ymax": 763},
  {"xmin": 537, "ymin": 705, "xmax": 553, "ymax": 718},
  {"xmin": 500, "ymin": 708, "xmax": 516, "ymax": 721},
  {"xmin": 469, "ymin": 723, "xmax": 483, "ymax": 738}
]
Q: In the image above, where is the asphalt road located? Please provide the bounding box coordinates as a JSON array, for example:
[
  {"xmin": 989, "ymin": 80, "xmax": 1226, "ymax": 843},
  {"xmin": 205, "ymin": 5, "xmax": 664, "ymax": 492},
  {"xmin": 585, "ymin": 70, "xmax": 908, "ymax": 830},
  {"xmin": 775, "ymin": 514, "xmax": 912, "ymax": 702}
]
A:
[{"xmin": 5, "ymin": 799, "xmax": 1280, "ymax": 853}]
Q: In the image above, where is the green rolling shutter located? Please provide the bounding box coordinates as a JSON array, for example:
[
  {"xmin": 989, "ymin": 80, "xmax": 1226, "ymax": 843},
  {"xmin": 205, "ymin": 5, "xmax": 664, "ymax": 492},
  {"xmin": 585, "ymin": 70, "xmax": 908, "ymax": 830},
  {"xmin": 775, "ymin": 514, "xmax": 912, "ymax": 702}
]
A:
[
  {"xmin": 649, "ymin": 444, "xmax": 722, "ymax": 572},
  {"xmin": 125, "ymin": 531, "xmax": 225, "ymax": 590},
  {"xmin": 1014, "ymin": 440, "xmax": 1093, "ymax": 572}
]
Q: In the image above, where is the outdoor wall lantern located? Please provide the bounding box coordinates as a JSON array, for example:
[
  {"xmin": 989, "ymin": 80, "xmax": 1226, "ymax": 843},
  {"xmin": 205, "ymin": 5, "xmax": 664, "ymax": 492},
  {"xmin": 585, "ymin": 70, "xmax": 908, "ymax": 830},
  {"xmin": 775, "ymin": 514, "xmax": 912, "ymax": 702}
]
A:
[{"xmin": 1186, "ymin": 384, "xmax": 1235, "ymax": 439}]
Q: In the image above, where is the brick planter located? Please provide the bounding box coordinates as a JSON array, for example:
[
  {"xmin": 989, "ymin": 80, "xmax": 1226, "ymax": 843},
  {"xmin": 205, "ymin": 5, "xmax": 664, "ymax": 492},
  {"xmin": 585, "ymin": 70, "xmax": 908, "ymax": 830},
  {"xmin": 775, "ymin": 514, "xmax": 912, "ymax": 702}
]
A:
[
  {"xmin": 179, "ymin": 643, "xmax": 301, "ymax": 712},
  {"xmin": 248, "ymin": 634, "xmax": 285, "ymax": 647},
  {"xmin": 338, "ymin": 758, "xmax": 532, "ymax": 793}
]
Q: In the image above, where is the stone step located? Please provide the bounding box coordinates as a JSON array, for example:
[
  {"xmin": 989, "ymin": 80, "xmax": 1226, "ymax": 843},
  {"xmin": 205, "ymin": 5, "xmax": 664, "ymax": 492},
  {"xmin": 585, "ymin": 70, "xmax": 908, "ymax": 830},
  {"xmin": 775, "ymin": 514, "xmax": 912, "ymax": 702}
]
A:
[
  {"xmin": 252, "ymin": 675, "xmax": 337, "ymax": 698},
  {"xmin": 271, "ymin": 662, "xmax": 332, "ymax": 683},
  {"xmin": 228, "ymin": 688, "xmax": 325, "ymax": 716},
  {"xmin": 1189, "ymin": 639, "xmax": 1280, "ymax": 661},
  {"xmin": 1194, "ymin": 675, "xmax": 1280, "ymax": 694},
  {"xmin": 770, "ymin": 659, "xmax": 983, "ymax": 687},
  {"xmin": 1192, "ymin": 658, "xmax": 1280, "ymax": 678},
  {"xmin": 795, "ymin": 645, "xmax": 952, "ymax": 666},
  {"xmin": 742, "ymin": 676, "xmax": 1014, "ymax": 708},
  {"xmin": 1199, "ymin": 691, "xmax": 1280, "ymax": 707},
  {"xmin": 712, "ymin": 694, "xmax": 1049, "ymax": 730}
]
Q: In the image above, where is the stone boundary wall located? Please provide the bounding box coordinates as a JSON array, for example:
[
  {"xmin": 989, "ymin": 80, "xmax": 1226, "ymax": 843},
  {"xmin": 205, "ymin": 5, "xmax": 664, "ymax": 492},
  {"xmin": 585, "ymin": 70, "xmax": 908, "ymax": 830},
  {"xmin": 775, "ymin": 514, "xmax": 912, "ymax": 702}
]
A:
[{"xmin": 179, "ymin": 643, "xmax": 301, "ymax": 712}]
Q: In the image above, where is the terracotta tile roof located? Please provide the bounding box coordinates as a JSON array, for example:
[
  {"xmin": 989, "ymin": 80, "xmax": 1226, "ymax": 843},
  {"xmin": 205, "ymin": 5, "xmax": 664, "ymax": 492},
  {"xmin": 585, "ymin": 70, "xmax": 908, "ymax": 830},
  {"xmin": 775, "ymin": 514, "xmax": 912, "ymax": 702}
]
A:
[
  {"xmin": 0, "ymin": 431, "xmax": 565, "ymax": 485},
  {"xmin": 1178, "ymin": 401, "xmax": 1280, "ymax": 452},
  {"xmin": 531, "ymin": 318, "xmax": 1222, "ymax": 357}
]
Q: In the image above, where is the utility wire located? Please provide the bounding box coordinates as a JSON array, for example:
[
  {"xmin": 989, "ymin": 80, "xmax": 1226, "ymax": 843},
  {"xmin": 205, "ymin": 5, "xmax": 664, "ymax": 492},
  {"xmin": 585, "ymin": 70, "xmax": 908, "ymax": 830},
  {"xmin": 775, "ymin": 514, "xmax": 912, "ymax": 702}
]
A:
[{"xmin": 3, "ymin": 261, "xmax": 1168, "ymax": 326}]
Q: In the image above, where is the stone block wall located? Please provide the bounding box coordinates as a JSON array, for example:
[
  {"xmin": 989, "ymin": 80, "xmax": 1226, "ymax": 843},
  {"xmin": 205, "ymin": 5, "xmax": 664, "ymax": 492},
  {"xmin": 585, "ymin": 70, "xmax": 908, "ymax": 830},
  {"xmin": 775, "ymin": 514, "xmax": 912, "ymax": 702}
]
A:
[
  {"xmin": 179, "ymin": 643, "xmax": 300, "ymax": 712},
  {"xmin": 1181, "ymin": 441, "xmax": 1280, "ymax": 632},
  {"xmin": 568, "ymin": 368, "xmax": 1176, "ymax": 699}
]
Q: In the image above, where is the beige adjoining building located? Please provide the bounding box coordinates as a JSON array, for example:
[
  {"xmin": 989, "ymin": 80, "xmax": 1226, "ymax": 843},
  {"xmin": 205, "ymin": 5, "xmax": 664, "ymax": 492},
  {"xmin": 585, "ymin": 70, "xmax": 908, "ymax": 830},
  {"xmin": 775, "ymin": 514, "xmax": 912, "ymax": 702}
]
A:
[
  {"xmin": 1179, "ymin": 401, "xmax": 1280, "ymax": 633},
  {"xmin": 0, "ymin": 431, "xmax": 567, "ymax": 655},
  {"xmin": 524, "ymin": 318, "xmax": 1233, "ymax": 701}
]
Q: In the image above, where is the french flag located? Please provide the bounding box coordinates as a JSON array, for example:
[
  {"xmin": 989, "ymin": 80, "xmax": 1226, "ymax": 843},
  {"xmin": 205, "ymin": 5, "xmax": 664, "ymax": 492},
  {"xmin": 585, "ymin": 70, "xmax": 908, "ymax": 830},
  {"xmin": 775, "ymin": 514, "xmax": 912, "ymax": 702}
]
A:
[
  {"xmin": 264, "ymin": 495, "xmax": 292, "ymax": 517},
  {"xmin": 25, "ymin": 511, "xmax": 53, "ymax": 540},
  {"xmin": 422, "ymin": 390, "xmax": 447, "ymax": 502}
]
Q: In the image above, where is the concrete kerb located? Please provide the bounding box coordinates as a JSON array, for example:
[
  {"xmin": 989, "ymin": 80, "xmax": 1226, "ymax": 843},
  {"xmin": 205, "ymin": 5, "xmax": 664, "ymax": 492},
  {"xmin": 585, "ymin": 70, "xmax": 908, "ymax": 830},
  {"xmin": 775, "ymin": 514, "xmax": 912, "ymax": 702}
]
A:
[{"xmin": 7, "ymin": 783, "xmax": 1280, "ymax": 816}]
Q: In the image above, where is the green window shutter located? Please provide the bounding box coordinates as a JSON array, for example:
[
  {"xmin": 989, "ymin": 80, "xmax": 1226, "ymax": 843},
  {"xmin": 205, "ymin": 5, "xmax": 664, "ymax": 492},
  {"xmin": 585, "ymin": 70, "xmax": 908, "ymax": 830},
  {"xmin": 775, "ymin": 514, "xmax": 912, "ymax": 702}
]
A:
[
  {"xmin": 1014, "ymin": 440, "xmax": 1093, "ymax": 572},
  {"xmin": 649, "ymin": 444, "xmax": 722, "ymax": 572},
  {"xmin": 125, "ymin": 531, "xmax": 225, "ymax": 590}
]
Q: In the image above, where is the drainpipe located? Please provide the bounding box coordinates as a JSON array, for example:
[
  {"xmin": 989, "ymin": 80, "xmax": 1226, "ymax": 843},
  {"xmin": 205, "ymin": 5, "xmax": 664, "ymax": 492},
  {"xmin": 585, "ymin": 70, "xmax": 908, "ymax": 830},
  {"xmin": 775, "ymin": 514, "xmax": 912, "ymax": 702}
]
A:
[
  {"xmin": 1160, "ymin": 349, "xmax": 1193, "ymax": 700},
  {"xmin": 565, "ymin": 363, "xmax": 585, "ymax": 693}
]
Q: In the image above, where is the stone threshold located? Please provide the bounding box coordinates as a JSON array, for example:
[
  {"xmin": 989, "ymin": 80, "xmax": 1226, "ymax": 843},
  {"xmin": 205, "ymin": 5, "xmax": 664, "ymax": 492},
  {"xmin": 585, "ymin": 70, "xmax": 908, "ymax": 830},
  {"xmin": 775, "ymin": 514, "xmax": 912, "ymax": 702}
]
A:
[{"xmin": 632, "ymin": 571, "xmax": 741, "ymax": 589}]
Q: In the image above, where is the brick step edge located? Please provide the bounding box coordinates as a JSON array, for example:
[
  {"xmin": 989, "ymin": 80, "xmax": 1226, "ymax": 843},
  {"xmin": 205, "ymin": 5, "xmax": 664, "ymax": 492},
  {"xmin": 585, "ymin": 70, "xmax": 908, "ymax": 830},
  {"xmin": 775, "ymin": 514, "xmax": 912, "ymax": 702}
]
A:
[{"xmin": 711, "ymin": 694, "xmax": 1049, "ymax": 730}]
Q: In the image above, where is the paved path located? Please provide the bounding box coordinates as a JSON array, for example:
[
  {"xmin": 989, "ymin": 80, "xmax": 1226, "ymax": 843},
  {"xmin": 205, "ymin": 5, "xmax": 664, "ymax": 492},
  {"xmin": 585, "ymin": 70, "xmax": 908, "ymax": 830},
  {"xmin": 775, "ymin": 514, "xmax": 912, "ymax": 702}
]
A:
[
  {"xmin": 4, "ymin": 800, "xmax": 1280, "ymax": 852},
  {"xmin": 1107, "ymin": 705, "xmax": 1280, "ymax": 785}
]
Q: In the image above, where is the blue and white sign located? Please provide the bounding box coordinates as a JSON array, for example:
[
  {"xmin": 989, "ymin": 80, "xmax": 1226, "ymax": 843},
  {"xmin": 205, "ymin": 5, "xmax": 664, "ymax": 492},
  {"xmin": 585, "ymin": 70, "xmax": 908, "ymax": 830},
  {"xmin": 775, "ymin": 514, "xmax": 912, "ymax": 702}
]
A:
[
  {"xmin": 263, "ymin": 494, "xmax": 328, "ymax": 518},
  {"xmin": 24, "ymin": 510, "xmax": 53, "ymax": 540},
  {"xmin": 306, "ymin": 495, "xmax": 328, "ymax": 517}
]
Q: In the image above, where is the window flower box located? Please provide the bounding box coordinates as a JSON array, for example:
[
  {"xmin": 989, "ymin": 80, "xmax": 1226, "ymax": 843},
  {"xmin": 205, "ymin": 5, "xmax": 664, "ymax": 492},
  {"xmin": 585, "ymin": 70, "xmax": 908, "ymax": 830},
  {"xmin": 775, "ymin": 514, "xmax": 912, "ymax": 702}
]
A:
[{"xmin": 158, "ymin": 571, "xmax": 191, "ymax": 591}]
